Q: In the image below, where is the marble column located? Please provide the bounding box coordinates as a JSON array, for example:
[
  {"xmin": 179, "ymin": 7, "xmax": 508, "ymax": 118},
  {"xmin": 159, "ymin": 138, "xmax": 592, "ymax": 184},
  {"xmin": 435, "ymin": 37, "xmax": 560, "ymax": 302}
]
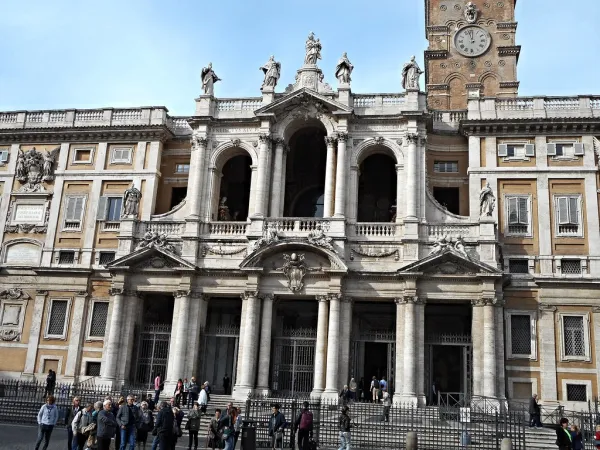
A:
[
  {"xmin": 23, "ymin": 291, "xmax": 48, "ymax": 376},
  {"xmin": 394, "ymin": 298, "xmax": 405, "ymax": 399},
  {"xmin": 483, "ymin": 298, "xmax": 497, "ymax": 398},
  {"xmin": 253, "ymin": 134, "xmax": 271, "ymax": 217},
  {"xmin": 405, "ymin": 133, "xmax": 419, "ymax": 219},
  {"xmin": 323, "ymin": 136, "xmax": 337, "ymax": 218},
  {"xmin": 64, "ymin": 291, "xmax": 89, "ymax": 379},
  {"xmin": 416, "ymin": 298, "xmax": 426, "ymax": 406},
  {"xmin": 471, "ymin": 300, "xmax": 484, "ymax": 397},
  {"xmin": 186, "ymin": 293, "xmax": 209, "ymax": 377},
  {"xmin": 401, "ymin": 296, "xmax": 418, "ymax": 403},
  {"xmin": 269, "ymin": 139, "xmax": 285, "ymax": 217},
  {"xmin": 395, "ymin": 164, "xmax": 403, "ymax": 222},
  {"xmin": 333, "ymin": 132, "xmax": 348, "ymax": 217},
  {"xmin": 247, "ymin": 165, "xmax": 258, "ymax": 219},
  {"xmin": 323, "ymin": 294, "xmax": 341, "ymax": 398},
  {"xmin": 256, "ymin": 294, "xmax": 274, "ymax": 394},
  {"xmin": 235, "ymin": 293, "xmax": 248, "ymax": 385},
  {"xmin": 278, "ymin": 146, "xmax": 288, "ymax": 216},
  {"xmin": 188, "ymin": 135, "xmax": 208, "ymax": 218},
  {"xmin": 538, "ymin": 304, "xmax": 558, "ymax": 401},
  {"xmin": 312, "ymin": 295, "xmax": 329, "ymax": 397},
  {"xmin": 235, "ymin": 291, "xmax": 260, "ymax": 399},
  {"xmin": 338, "ymin": 297, "xmax": 353, "ymax": 387},
  {"xmin": 495, "ymin": 302, "xmax": 506, "ymax": 399},
  {"xmin": 118, "ymin": 291, "xmax": 142, "ymax": 383},
  {"xmin": 166, "ymin": 290, "xmax": 191, "ymax": 389},
  {"xmin": 101, "ymin": 288, "xmax": 125, "ymax": 383}
]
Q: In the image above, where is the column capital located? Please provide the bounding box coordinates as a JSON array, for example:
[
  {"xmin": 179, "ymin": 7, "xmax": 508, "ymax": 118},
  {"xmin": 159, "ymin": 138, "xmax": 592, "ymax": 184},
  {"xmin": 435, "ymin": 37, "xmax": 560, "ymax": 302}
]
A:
[
  {"xmin": 258, "ymin": 133, "xmax": 272, "ymax": 145},
  {"xmin": 398, "ymin": 295, "xmax": 424, "ymax": 304},
  {"xmin": 336, "ymin": 132, "xmax": 349, "ymax": 143},
  {"xmin": 316, "ymin": 294, "xmax": 329, "ymax": 303},
  {"xmin": 241, "ymin": 290, "xmax": 258, "ymax": 301},
  {"xmin": 340, "ymin": 295, "xmax": 353, "ymax": 304},
  {"xmin": 191, "ymin": 291, "xmax": 208, "ymax": 300},
  {"xmin": 75, "ymin": 291, "xmax": 89, "ymax": 298},
  {"xmin": 259, "ymin": 293, "xmax": 274, "ymax": 301},
  {"xmin": 192, "ymin": 134, "xmax": 208, "ymax": 149},
  {"xmin": 124, "ymin": 289, "xmax": 142, "ymax": 298},
  {"xmin": 324, "ymin": 135, "xmax": 337, "ymax": 146},
  {"xmin": 273, "ymin": 138, "xmax": 285, "ymax": 148},
  {"xmin": 405, "ymin": 133, "xmax": 419, "ymax": 144},
  {"xmin": 473, "ymin": 296, "xmax": 501, "ymax": 307},
  {"xmin": 328, "ymin": 292, "xmax": 342, "ymax": 302},
  {"xmin": 174, "ymin": 289, "xmax": 191, "ymax": 298},
  {"xmin": 109, "ymin": 287, "xmax": 124, "ymax": 296}
]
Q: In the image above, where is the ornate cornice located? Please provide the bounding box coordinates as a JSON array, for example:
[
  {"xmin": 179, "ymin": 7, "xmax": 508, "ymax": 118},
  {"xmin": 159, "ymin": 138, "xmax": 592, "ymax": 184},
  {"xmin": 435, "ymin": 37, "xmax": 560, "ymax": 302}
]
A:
[
  {"xmin": 461, "ymin": 119, "xmax": 600, "ymax": 137},
  {"xmin": 497, "ymin": 45, "xmax": 521, "ymax": 61},
  {"xmin": 427, "ymin": 84, "xmax": 449, "ymax": 91},
  {"xmin": 0, "ymin": 126, "xmax": 173, "ymax": 144},
  {"xmin": 424, "ymin": 50, "xmax": 449, "ymax": 60},
  {"xmin": 499, "ymin": 81, "xmax": 520, "ymax": 89}
]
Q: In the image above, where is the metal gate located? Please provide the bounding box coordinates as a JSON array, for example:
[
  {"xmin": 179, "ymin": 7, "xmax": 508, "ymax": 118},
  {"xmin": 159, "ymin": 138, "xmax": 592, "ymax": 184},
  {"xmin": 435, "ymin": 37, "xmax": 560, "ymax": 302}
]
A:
[
  {"xmin": 272, "ymin": 328, "xmax": 316, "ymax": 396},
  {"xmin": 350, "ymin": 329, "xmax": 396, "ymax": 393},
  {"xmin": 135, "ymin": 323, "xmax": 172, "ymax": 387},
  {"xmin": 199, "ymin": 325, "xmax": 240, "ymax": 394}
]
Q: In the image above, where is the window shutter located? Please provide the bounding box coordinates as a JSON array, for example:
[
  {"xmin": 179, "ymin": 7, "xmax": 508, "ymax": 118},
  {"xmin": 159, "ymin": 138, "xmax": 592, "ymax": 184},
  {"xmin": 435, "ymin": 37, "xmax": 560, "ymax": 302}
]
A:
[
  {"xmin": 498, "ymin": 144, "xmax": 508, "ymax": 157},
  {"xmin": 518, "ymin": 197, "xmax": 529, "ymax": 225},
  {"xmin": 0, "ymin": 150, "xmax": 8, "ymax": 162},
  {"xmin": 507, "ymin": 197, "xmax": 518, "ymax": 224},
  {"xmin": 569, "ymin": 197, "xmax": 579, "ymax": 225},
  {"xmin": 65, "ymin": 197, "xmax": 76, "ymax": 221},
  {"xmin": 574, "ymin": 142, "xmax": 585, "ymax": 156},
  {"xmin": 557, "ymin": 197, "xmax": 569, "ymax": 225},
  {"xmin": 524, "ymin": 144, "xmax": 535, "ymax": 157},
  {"xmin": 96, "ymin": 196, "xmax": 108, "ymax": 220},
  {"xmin": 547, "ymin": 143, "xmax": 556, "ymax": 156},
  {"xmin": 74, "ymin": 197, "xmax": 84, "ymax": 221}
]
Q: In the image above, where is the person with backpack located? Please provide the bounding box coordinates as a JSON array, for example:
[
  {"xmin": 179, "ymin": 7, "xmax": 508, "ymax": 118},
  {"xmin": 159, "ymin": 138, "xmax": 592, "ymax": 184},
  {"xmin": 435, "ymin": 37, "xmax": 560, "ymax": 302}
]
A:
[
  {"xmin": 294, "ymin": 401, "xmax": 313, "ymax": 450},
  {"xmin": 35, "ymin": 395, "xmax": 59, "ymax": 450},
  {"xmin": 137, "ymin": 401, "xmax": 154, "ymax": 450},
  {"xmin": 72, "ymin": 402, "xmax": 94, "ymax": 450},
  {"xmin": 185, "ymin": 402, "xmax": 202, "ymax": 450}
]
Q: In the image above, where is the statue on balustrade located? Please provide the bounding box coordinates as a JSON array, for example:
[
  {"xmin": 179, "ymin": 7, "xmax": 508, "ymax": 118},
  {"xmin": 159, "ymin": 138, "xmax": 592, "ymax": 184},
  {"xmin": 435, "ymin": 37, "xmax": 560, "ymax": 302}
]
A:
[
  {"xmin": 307, "ymin": 222, "xmax": 334, "ymax": 251},
  {"xmin": 304, "ymin": 32, "xmax": 322, "ymax": 65},
  {"xmin": 335, "ymin": 52, "xmax": 354, "ymax": 84},
  {"xmin": 201, "ymin": 62, "xmax": 221, "ymax": 95},
  {"xmin": 260, "ymin": 55, "xmax": 281, "ymax": 90},
  {"xmin": 430, "ymin": 235, "xmax": 450, "ymax": 256},
  {"xmin": 479, "ymin": 182, "xmax": 496, "ymax": 217},
  {"xmin": 218, "ymin": 197, "xmax": 231, "ymax": 221},
  {"xmin": 454, "ymin": 235, "xmax": 468, "ymax": 258},
  {"xmin": 122, "ymin": 186, "xmax": 142, "ymax": 218},
  {"xmin": 401, "ymin": 56, "xmax": 423, "ymax": 90}
]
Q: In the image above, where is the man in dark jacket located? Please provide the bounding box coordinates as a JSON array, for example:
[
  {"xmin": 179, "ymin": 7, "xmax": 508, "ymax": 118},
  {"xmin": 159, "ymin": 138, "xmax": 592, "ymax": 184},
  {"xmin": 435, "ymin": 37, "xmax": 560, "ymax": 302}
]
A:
[
  {"xmin": 97, "ymin": 400, "xmax": 118, "ymax": 450},
  {"xmin": 268, "ymin": 404, "xmax": 286, "ymax": 450},
  {"xmin": 153, "ymin": 401, "xmax": 174, "ymax": 450},
  {"xmin": 555, "ymin": 417, "xmax": 572, "ymax": 450},
  {"xmin": 338, "ymin": 405, "xmax": 351, "ymax": 450},
  {"xmin": 529, "ymin": 394, "xmax": 542, "ymax": 428},
  {"xmin": 294, "ymin": 401, "xmax": 313, "ymax": 450},
  {"xmin": 117, "ymin": 395, "xmax": 140, "ymax": 450},
  {"xmin": 65, "ymin": 396, "xmax": 81, "ymax": 450}
]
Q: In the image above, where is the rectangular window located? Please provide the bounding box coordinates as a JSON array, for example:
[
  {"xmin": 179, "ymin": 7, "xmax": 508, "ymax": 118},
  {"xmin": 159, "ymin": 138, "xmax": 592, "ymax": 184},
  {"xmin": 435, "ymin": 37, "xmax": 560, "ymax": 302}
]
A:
[
  {"xmin": 508, "ymin": 259, "xmax": 529, "ymax": 274},
  {"xmin": 561, "ymin": 259, "xmax": 582, "ymax": 275},
  {"xmin": 0, "ymin": 149, "xmax": 8, "ymax": 163},
  {"xmin": 547, "ymin": 142, "xmax": 584, "ymax": 158},
  {"xmin": 106, "ymin": 197, "xmax": 122, "ymax": 221},
  {"xmin": 72, "ymin": 147, "xmax": 93, "ymax": 164},
  {"xmin": 563, "ymin": 316, "xmax": 585, "ymax": 357},
  {"xmin": 433, "ymin": 161, "xmax": 458, "ymax": 173},
  {"xmin": 99, "ymin": 252, "xmax": 115, "ymax": 265},
  {"xmin": 110, "ymin": 147, "xmax": 132, "ymax": 164},
  {"xmin": 58, "ymin": 251, "xmax": 75, "ymax": 265},
  {"xmin": 63, "ymin": 196, "xmax": 86, "ymax": 230},
  {"xmin": 506, "ymin": 196, "xmax": 530, "ymax": 236},
  {"xmin": 85, "ymin": 362, "xmax": 102, "ymax": 376},
  {"xmin": 510, "ymin": 315, "xmax": 532, "ymax": 356},
  {"xmin": 566, "ymin": 384, "xmax": 587, "ymax": 402},
  {"xmin": 88, "ymin": 302, "xmax": 109, "ymax": 337},
  {"xmin": 46, "ymin": 300, "xmax": 69, "ymax": 337},
  {"xmin": 175, "ymin": 163, "xmax": 190, "ymax": 174},
  {"xmin": 555, "ymin": 195, "xmax": 581, "ymax": 236},
  {"xmin": 498, "ymin": 143, "xmax": 535, "ymax": 159}
]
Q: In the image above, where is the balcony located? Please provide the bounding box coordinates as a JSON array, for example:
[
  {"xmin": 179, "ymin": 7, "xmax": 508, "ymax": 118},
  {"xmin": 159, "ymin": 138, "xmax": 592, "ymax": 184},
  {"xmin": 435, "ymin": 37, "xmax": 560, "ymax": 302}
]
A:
[
  {"xmin": 352, "ymin": 93, "xmax": 406, "ymax": 115},
  {"xmin": 468, "ymin": 96, "xmax": 600, "ymax": 120}
]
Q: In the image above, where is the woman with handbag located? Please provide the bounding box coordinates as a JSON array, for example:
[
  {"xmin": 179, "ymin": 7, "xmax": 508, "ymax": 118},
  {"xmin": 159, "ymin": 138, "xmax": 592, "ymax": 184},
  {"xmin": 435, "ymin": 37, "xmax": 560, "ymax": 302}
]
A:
[
  {"xmin": 174, "ymin": 380, "xmax": 184, "ymax": 407},
  {"xmin": 186, "ymin": 402, "xmax": 202, "ymax": 450},
  {"xmin": 137, "ymin": 401, "xmax": 154, "ymax": 450},
  {"xmin": 170, "ymin": 407, "xmax": 184, "ymax": 450},
  {"xmin": 207, "ymin": 409, "xmax": 223, "ymax": 450},
  {"xmin": 219, "ymin": 406, "xmax": 237, "ymax": 450}
]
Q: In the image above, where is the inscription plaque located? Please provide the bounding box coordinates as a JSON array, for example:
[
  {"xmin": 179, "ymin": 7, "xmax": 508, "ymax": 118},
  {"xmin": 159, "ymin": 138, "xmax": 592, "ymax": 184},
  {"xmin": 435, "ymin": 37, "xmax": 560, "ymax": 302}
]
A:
[
  {"xmin": 13, "ymin": 203, "xmax": 45, "ymax": 223},
  {"xmin": 4, "ymin": 243, "xmax": 41, "ymax": 265}
]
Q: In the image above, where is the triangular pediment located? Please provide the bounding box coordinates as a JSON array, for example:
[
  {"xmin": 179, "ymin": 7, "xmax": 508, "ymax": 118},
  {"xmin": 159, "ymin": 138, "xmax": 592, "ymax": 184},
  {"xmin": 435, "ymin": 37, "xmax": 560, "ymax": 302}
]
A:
[
  {"xmin": 398, "ymin": 248, "xmax": 502, "ymax": 276},
  {"xmin": 106, "ymin": 246, "xmax": 198, "ymax": 272},
  {"xmin": 255, "ymin": 88, "xmax": 353, "ymax": 117}
]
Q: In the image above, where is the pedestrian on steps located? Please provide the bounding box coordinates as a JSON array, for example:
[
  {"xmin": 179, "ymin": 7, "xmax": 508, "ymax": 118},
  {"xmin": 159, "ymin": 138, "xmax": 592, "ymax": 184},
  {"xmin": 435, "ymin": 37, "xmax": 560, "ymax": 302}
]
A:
[
  {"xmin": 199, "ymin": 383, "xmax": 208, "ymax": 415},
  {"xmin": 185, "ymin": 402, "xmax": 201, "ymax": 450}
]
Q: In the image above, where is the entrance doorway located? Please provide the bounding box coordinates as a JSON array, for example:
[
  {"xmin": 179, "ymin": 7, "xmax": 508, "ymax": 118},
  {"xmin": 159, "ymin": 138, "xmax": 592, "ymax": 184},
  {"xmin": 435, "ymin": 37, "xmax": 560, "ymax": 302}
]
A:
[{"xmin": 364, "ymin": 342, "xmax": 388, "ymax": 381}]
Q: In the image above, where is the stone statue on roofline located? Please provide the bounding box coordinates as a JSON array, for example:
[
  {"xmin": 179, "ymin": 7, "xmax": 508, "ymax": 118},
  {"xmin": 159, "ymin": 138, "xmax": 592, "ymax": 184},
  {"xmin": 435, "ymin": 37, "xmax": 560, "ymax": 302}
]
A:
[
  {"xmin": 335, "ymin": 52, "xmax": 354, "ymax": 85},
  {"xmin": 201, "ymin": 62, "xmax": 221, "ymax": 95},
  {"xmin": 401, "ymin": 56, "xmax": 423, "ymax": 91},
  {"xmin": 304, "ymin": 32, "xmax": 322, "ymax": 65},
  {"xmin": 260, "ymin": 55, "xmax": 281, "ymax": 90},
  {"xmin": 122, "ymin": 186, "xmax": 142, "ymax": 218}
]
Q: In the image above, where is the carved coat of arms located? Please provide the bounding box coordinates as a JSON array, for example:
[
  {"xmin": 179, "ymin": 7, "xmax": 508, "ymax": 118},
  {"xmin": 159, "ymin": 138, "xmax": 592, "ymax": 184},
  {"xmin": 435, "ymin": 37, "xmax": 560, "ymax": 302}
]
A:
[
  {"xmin": 15, "ymin": 147, "xmax": 59, "ymax": 192},
  {"xmin": 282, "ymin": 253, "xmax": 308, "ymax": 293}
]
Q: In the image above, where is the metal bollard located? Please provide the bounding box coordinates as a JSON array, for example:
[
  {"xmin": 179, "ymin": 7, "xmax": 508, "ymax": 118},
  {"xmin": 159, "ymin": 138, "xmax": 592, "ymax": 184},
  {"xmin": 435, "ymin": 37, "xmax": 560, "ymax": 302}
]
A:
[
  {"xmin": 406, "ymin": 431, "xmax": 418, "ymax": 450},
  {"xmin": 501, "ymin": 438, "xmax": 513, "ymax": 450}
]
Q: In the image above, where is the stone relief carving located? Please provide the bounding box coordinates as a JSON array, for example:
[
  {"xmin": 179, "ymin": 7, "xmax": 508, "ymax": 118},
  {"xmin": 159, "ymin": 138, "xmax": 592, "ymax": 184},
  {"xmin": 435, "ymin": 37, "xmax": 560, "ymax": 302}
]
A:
[
  {"xmin": 122, "ymin": 186, "xmax": 142, "ymax": 218},
  {"xmin": 202, "ymin": 242, "xmax": 247, "ymax": 257},
  {"xmin": 282, "ymin": 253, "xmax": 308, "ymax": 293},
  {"xmin": 304, "ymin": 32, "xmax": 322, "ymax": 65},
  {"xmin": 429, "ymin": 234, "xmax": 470, "ymax": 259},
  {"xmin": 0, "ymin": 329, "xmax": 20, "ymax": 341},
  {"xmin": 15, "ymin": 147, "xmax": 59, "ymax": 192},
  {"xmin": 454, "ymin": 235, "xmax": 468, "ymax": 258},
  {"xmin": 464, "ymin": 2, "xmax": 478, "ymax": 23},
  {"xmin": 136, "ymin": 231, "xmax": 176, "ymax": 253},
  {"xmin": 260, "ymin": 55, "xmax": 281, "ymax": 90},
  {"xmin": 0, "ymin": 288, "xmax": 30, "ymax": 342},
  {"xmin": 429, "ymin": 235, "xmax": 451, "ymax": 256},
  {"xmin": 249, "ymin": 222, "xmax": 280, "ymax": 253},
  {"xmin": 350, "ymin": 245, "xmax": 400, "ymax": 261},
  {"xmin": 401, "ymin": 56, "xmax": 423, "ymax": 91},
  {"xmin": 0, "ymin": 288, "xmax": 31, "ymax": 300},
  {"xmin": 479, "ymin": 182, "xmax": 496, "ymax": 217},
  {"xmin": 201, "ymin": 62, "xmax": 221, "ymax": 95},
  {"xmin": 335, "ymin": 52, "xmax": 353, "ymax": 84},
  {"xmin": 307, "ymin": 223, "xmax": 334, "ymax": 251}
]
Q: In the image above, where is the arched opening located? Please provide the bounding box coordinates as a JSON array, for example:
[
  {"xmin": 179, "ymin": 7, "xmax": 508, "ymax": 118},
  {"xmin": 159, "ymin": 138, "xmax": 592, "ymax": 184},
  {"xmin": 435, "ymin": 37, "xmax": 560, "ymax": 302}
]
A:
[
  {"xmin": 448, "ymin": 77, "xmax": 467, "ymax": 110},
  {"xmin": 357, "ymin": 153, "xmax": 397, "ymax": 222},
  {"xmin": 218, "ymin": 154, "xmax": 252, "ymax": 221},
  {"xmin": 481, "ymin": 75, "xmax": 500, "ymax": 98},
  {"xmin": 284, "ymin": 124, "xmax": 327, "ymax": 217}
]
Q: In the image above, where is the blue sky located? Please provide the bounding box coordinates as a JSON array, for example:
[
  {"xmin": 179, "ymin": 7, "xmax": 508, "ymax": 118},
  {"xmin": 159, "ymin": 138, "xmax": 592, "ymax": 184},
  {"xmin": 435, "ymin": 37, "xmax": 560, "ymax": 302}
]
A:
[{"xmin": 0, "ymin": 0, "xmax": 598, "ymax": 115}]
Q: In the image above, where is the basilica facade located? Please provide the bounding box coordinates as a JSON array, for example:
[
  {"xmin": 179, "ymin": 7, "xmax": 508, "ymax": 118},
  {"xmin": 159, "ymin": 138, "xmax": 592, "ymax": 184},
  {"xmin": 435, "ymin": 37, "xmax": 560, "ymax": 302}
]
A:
[{"xmin": 1, "ymin": 0, "xmax": 600, "ymax": 410}]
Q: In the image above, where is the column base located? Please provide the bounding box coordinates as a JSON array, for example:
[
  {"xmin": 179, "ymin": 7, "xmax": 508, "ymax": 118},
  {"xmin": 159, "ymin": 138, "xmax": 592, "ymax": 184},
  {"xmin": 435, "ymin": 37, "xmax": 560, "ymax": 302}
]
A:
[
  {"xmin": 320, "ymin": 389, "xmax": 339, "ymax": 401},
  {"xmin": 310, "ymin": 389, "xmax": 324, "ymax": 400},
  {"xmin": 470, "ymin": 396, "xmax": 504, "ymax": 414},
  {"xmin": 396, "ymin": 394, "xmax": 419, "ymax": 406},
  {"xmin": 98, "ymin": 378, "xmax": 125, "ymax": 390},
  {"xmin": 254, "ymin": 386, "xmax": 271, "ymax": 397},
  {"xmin": 232, "ymin": 385, "xmax": 254, "ymax": 402}
]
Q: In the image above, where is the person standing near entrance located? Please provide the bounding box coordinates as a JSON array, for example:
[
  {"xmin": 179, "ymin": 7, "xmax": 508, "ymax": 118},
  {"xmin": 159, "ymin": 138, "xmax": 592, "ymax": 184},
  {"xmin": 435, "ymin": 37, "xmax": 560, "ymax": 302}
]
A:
[
  {"xmin": 380, "ymin": 376, "xmax": 388, "ymax": 393},
  {"xmin": 154, "ymin": 374, "xmax": 163, "ymax": 406},
  {"xmin": 116, "ymin": 394, "xmax": 141, "ymax": 450},
  {"xmin": 370, "ymin": 376, "xmax": 379, "ymax": 403},
  {"xmin": 338, "ymin": 405, "xmax": 351, "ymax": 450},
  {"xmin": 529, "ymin": 394, "xmax": 542, "ymax": 428},
  {"xmin": 294, "ymin": 401, "xmax": 313, "ymax": 450},
  {"xmin": 35, "ymin": 395, "xmax": 59, "ymax": 450},
  {"xmin": 223, "ymin": 374, "xmax": 231, "ymax": 395},
  {"xmin": 349, "ymin": 378, "xmax": 357, "ymax": 402},
  {"xmin": 431, "ymin": 381, "xmax": 438, "ymax": 406}
]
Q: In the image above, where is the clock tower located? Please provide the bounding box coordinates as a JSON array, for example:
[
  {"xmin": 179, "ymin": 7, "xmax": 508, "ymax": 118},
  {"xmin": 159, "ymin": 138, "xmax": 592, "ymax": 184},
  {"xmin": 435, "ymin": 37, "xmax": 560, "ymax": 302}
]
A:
[{"xmin": 424, "ymin": 0, "xmax": 520, "ymax": 110}]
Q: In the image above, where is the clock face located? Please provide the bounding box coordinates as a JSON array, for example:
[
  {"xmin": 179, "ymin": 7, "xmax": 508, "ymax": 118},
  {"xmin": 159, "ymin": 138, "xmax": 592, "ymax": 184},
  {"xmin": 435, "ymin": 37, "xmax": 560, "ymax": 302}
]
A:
[{"xmin": 454, "ymin": 25, "xmax": 491, "ymax": 57}]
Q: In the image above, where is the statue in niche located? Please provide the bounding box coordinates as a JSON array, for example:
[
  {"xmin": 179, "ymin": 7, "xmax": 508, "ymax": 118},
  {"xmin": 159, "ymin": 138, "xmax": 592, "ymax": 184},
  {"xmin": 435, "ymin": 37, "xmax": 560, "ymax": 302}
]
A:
[
  {"xmin": 122, "ymin": 186, "xmax": 142, "ymax": 218},
  {"xmin": 260, "ymin": 55, "xmax": 281, "ymax": 90},
  {"xmin": 307, "ymin": 222, "xmax": 334, "ymax": 251},
  {"xmin": 430, "ymin": 235, "xmax": 450, "ymax": 256},
  {"xmin": 218, "ymin": 197, "xmax": 231, "ymax": 221},
  {"xmin": 335, "ymin": 52, "xmax": 354, "ymax": 84},
  {"xmin": 401, "ymin": 56, "xmax": 423, "ymax": 90},
  {"xmin": 304, "ymin": 32, "xmax": 322, "ymax": 65},
  {"xmin": 479, "ymin": 182, "xmax": 496, "ymax": 217},
  {"xmin": 201, "ymin": 62, "xmax": 221, "ymax": 95},
  {"xmin": 464, "ymin": 2, "xmax": 478, "ymax": 23},
  {"xmin": 282, "ymin": 253, "xmax": 308, "ymax": 293}
]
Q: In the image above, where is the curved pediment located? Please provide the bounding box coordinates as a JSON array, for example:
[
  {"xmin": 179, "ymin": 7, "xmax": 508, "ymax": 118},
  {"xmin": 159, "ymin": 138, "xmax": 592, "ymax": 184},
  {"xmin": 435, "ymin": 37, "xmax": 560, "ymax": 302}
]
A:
[{"xmin": 239, "ymin": 240, "xmax": 348, "ymax": 273}]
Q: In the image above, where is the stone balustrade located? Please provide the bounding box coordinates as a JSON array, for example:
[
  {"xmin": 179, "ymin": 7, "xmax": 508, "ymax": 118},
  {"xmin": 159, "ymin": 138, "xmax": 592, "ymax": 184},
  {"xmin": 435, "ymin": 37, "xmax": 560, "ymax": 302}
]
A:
[
  {"xmin": 136, "ymin": 221, "xmax": 185, "ymax": 237},
  {"xmin": 425, "ymin": 223, "xmax": 480, "ymax": 239},
  {"xmin": 353, "ymin": 93, "xmax": 406, "ymax": 114},
  {"xmin": 207, "ymin": 221, "xmax": 248, "ymax": 236},
  {"xmin": 432, "ymin": 110, "xmax": 468, "ymax": 131},
  {"xmin": 468, "ymin": 96, "xmax": 600, "ymax": 120},
  {"xmin": 100, "ymin": 221, "xmax": 121, "ymax": 232},
  {"xmin": 0, "ymin": 107, "xmax": 171, "ymax": 130},
  {"xmin": 351, "ymin": 222, "xmax": 402, "ymax": 239},
  {"xmin": 213, "ymin": 98, "xmax": 263, "ymax": 119},
  {"xmin": 266, "ymin": 218, "xmax": 331, "ymax": 235}
]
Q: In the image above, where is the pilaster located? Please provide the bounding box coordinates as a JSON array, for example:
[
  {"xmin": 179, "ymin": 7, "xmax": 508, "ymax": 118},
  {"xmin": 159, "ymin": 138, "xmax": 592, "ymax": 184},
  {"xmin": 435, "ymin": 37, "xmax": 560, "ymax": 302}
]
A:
[
  {"xmin": 64, "ymin": 291, "xmax": 89, "ymax": 380},
  {"xmin": 538, "ymin": 303, "xmax": 558, "ymax": 401},
  {"xmin": 323, "ymin": 136, "xmax": 337, "ymax": 218},
  {"xmin": 322, "ymin": 293, "xmax": 341, "ymax": 400},
  {"xmin": 312, "ymin": 295, "xmax": 329, "ymax": 398},
  {"xmin": 23, "ymin": 290, "xmax": 48, "ymax": 377},
  {"xmin": 256, "ymin": 293, "xmax": 274, "ymax": 395}
]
